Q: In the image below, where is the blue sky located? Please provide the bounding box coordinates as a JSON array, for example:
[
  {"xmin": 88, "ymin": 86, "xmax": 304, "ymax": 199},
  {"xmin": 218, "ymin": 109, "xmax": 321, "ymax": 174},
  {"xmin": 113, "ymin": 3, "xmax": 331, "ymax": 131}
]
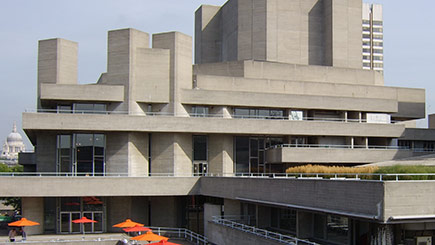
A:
[{"xmin": 0, "ymin": 0, "xmax": 434, "ymax": 149}]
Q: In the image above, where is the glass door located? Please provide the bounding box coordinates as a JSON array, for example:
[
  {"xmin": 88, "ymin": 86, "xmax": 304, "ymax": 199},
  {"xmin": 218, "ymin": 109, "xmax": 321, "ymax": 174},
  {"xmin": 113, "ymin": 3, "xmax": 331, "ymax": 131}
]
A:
[
  {"xmin": 60, "ymin": 212, "xmax": 81, "ymax": 234},
  {"xmin": 82, "ymin": 212, "xmax": 103, "ymax": 233}
]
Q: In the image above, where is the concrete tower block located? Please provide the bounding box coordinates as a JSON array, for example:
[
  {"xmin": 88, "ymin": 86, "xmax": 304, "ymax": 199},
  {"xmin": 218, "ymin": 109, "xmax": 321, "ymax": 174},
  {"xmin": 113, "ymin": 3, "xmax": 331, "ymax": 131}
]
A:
[
  {"xmin": 152, "ymin": 32, "xmax": 193, "ymax": 116},
  {"xmin": 195, "ymin": 5, "xmax": 222, "ymax": 64},
  {"xmin": 38, "ymin": 38, "xmax": 77, "ymax": 108},
  {"xmin": 329, "ymin": 0, "xmax": 363, "ymax": 68},
  {"xmin": 38, "ymin": 38, "xmax": 78, "ymax": 85},
  {"xmin": 106, "ymin": 28, "xmax": 150, "ymax": 114}
]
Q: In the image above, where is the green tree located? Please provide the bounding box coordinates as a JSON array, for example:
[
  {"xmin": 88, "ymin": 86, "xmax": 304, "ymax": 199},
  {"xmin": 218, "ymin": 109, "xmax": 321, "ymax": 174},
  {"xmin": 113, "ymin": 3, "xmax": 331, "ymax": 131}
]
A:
[{"xmin": 0, "ymin": 163, "xmax": 23, "ymax": 213}]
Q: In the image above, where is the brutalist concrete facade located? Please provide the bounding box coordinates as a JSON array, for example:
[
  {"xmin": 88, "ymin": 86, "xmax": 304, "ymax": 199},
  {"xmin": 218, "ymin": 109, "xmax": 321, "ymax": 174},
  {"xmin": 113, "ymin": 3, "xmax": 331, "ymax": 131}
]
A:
[{"xmin": 9, "ymin": 0, "xmax": 435, "ymax": 244}]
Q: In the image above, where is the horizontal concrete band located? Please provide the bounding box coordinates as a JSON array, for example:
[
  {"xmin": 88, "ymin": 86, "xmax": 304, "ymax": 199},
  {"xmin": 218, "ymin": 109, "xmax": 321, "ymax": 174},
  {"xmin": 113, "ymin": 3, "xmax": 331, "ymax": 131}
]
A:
[
  {"xmin": 40, "ymin": 84, "xmax": 125, "ymax": 102},
  {"xmin": 182, "ymin": 89, "xmax": 398, "ymax": 113},
  {"xmin": 22, "ymin": 113, "xmax": 405, "ymax": 137}
]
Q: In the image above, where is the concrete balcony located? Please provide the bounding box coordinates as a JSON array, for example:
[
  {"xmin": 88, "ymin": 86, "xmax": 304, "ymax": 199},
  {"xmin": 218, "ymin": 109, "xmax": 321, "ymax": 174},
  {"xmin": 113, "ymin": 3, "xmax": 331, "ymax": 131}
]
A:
[
  {"xmin": 266, "ymin": 145, "xmax": 414, "ymax": 164},
  {"xmin": 40, "ymin": 84, "xmax": 124, "ymax": 102},
  {"xmin": 23, "ymin": 112, "xmax": 405, "ymax": 137},
  {"xmin": 0, "ymin": 176, "xmax": 200, "ymax": 197}
]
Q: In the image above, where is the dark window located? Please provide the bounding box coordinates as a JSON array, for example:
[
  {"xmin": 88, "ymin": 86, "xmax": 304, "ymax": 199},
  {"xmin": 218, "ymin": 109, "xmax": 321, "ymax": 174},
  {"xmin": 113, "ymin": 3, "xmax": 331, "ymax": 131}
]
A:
[{"xmin": 193, "ymin": 136, "xmax": 207, "ymax": 161}]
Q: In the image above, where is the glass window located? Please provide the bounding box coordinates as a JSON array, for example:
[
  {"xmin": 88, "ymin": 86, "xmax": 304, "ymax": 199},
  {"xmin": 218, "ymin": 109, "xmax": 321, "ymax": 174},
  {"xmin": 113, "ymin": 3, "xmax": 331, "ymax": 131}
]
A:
[
  {"xmin": 327, "ymin": 215, "xmax": 349, "ymax": 244},
  {"xmin": 61, "ymin": 197, "xmax": 81, "ymax": 212},
  {"xmin": 235, "ymin": 137, "xmax": 249, "ymax": 173},
  {"xmin": 191, "ymin": 106, "xmax": 209, "ymax": 117},
  {"xmin": 372, "ymin": 20, "xmax": 383, "ymax": 26},
  {"xmin": 289, "ymin": 111, "xmax": 303, "ymax": 120},
  {"xmin": 73, "ymin": 104, "xmax": 106, "ymax": 114},
  {"xmin": 193, "ymin": 135, "xmax": 207, "ymax": 161},
  {"xmin": 314, "ymin": 214, "xmax": 326, "ymax": 239},
  {"xmin": 57, "ymin": 105, "xmax": 72, "ymax": 113}
]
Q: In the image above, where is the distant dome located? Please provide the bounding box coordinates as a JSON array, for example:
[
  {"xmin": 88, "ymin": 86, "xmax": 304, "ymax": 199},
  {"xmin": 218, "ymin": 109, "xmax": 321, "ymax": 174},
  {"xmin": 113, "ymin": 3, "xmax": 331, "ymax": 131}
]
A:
[
  {"xmin": 7, "ymin": 123, "xmax": 23, "ymax": 144},
  {"xmin": 2, "ymin": 122, "xmax": 25, "ymax": 161}
]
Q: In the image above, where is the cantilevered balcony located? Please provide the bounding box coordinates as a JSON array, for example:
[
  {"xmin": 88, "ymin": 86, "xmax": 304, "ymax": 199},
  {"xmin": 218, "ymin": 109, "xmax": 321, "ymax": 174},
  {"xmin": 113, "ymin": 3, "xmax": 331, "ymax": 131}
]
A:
[
  {"xmin": 266, "ymin": 144, "xmax": 414, "ymax": 164},
  {"xmin": 22, "ymin": 112, "xmax": 405, "ymax": 142}
]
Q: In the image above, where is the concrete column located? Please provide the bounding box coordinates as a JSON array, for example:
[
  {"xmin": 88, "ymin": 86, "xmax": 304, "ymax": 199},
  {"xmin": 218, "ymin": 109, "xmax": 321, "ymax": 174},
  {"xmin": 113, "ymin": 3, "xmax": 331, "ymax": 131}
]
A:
[
  {"xmin": 370, "ymin": 224, "xmax": 394, "ymax": 245},
  {"xmin": 150, "ymin": 197, "xmax": 180, "ymax": 227},
  {"xmin": 128, "ymin": 133, "xmax": 149, "ymax": 177},
  {"xmin": 209, "ymin": 134, "xmax": 234, "ymax": 175},
  {"xmin": 151, "ymin": 133, "xmax": 192, "ymax": 176},
  {"xmin": 344, "ymin": 111, "xmax": 348, "ymax": 122},
  {"xmin": 359, "ymin": 112, "xmax": 362, "ymax": 123},
  {"xmin": 22, "ymin": 197, "xmax": 44, "ymax": 235},
  {"xmin": 351, "ymin": 137, "xmax": 354, "ymax": 149},
  {"xmin": 153, "ymin": 32, "xmax": 192, "ymax": 117},
  {"xmin": 365, "ymin": 137, "xmax": 369, "ymax": 149},
  {"xmin": 224, "ymin": 199, "xmax": 240, "ymax": 216},
  {"xmin": 107, "ymin": 196, "xmax": 132, "ymax": 233},
  {"xmin": 106, "ymin": 132, "xmax": 149, "ymax": 176},
  {"xmin": 204, "ymin": 203, "xmax": 222, "ymax": 237},
  {"xmin": 35, "ymin": 133, "xmax": 57, "ymax": 172}
]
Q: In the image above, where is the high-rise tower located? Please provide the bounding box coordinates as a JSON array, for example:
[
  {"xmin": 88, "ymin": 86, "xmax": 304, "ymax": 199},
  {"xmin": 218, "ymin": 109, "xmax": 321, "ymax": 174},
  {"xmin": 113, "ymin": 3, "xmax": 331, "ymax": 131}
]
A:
[{"xmin": 362, "ymin": 3, "xmax": 384, "ymax": 72}]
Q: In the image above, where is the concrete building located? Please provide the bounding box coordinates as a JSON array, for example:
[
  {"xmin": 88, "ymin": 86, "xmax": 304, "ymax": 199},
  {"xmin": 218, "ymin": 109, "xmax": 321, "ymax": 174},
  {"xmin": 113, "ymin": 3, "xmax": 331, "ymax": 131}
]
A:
[
  {"xmin": 4, "ymin": 0, "xmax": 435, "ymax": 244},
  {"xmin": 362, "ymin": 3, "xmax": 384, "ymax": 72}
]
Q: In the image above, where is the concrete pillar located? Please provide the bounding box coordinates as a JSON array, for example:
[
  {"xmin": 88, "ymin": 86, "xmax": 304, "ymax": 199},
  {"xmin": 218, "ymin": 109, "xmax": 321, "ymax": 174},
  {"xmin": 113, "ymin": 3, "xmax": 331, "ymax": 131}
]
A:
[
  {"xmin": 370, "ymin": 224, "xmax": 394, "ymax": 245},
  {"xmin": 224, "ymin": 199, "xmax": 240, "ymax": 216},
  {"xmin": 204, "ymin": 203, "xmax": 222, "ymax": 237},
  {"xmin": 128, "ymin": 133, "xmax": 149, "ymax": 177},
  {"xmin": 297, "ymin": 211, "xmax": 313, "ymax": 239},
  {"xmin": 22, "ymin": 197, "xmax": 44, "ymax": 235},
  {"xmin": 209, "ymin": 134, "xmax": 234, "ymax": 175},
  {"xmin": 429, "ymin": 114, "xmax": 435, "ymax": 129},
  {"xmin": 151, "ymin": 133, "xmax": 192, "ymax": 176},
  {"xmin": 351, "ymin": 137, "xmax": 354, "ymax": 149},
  {"xmin": 106, "ymin": 132, "xmax": 149, "ymax": 176},
  {"xmin": 35, "ymin": 133, "xmax": 57, "ymax": 172},
  {"xmin": 150, "ymin": 197, "xmax": 180, "ymax": 227},
  {"xmin": 344, "ymin": 111, "xmax": 348, "ymax": 122},
  {"xmin": 365, "ymin": 137, "xmax": 369, "ymax": 149},
  {"xmin": 153, "ymin": 32, "xmax": 192, "ymax": 117}
]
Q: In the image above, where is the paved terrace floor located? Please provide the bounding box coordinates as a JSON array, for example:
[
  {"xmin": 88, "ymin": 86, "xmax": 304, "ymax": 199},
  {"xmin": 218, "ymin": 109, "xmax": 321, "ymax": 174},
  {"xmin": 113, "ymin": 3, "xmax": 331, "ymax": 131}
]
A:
[{"xmin": 0, "ymin": 233, "xmax": 195, "ymax": 244}]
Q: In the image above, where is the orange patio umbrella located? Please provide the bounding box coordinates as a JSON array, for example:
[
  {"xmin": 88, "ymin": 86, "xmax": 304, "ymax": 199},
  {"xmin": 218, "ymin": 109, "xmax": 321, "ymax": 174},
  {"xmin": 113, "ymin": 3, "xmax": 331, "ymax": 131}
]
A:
[
  {"xmin": 72, "ymin": 216, "xmax": 97, "ymax": 235},
  {"xmin": 130, "ymin": 231, "xmax": 169, "ymax": 242},
  {"xmin": 113, "ymin": 219, "xmax": 144, "ymax": 228},
  {"xmin": 151, "ymin": 240, "xmax": 181, "ymax": 245},
  {"xmin": 8, "ymin": 218, "xmax": 40, "ymax": 227},
  {"xmin": 123, "ymin": 225, "xmax": 151, "ymax": 233}
]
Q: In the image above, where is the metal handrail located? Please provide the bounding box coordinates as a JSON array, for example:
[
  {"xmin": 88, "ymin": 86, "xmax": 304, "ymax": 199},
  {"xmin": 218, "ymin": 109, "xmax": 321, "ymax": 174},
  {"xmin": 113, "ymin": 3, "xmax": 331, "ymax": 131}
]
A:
[
  {"xmin": 2, "ymin": 172, "xmax": 435, "ymax": 181},
  {"xmin": 212, "ymin": 216, "xmax": 318, "ymax": 245},
  {"xmin": 148, "ymin": 226, "xmax": 212, "ymax": 245},
  {"xmin": 268, "ymin": 144, "xmax": 411, "ymax": 150},
  {"xmin": 24, "ymin": 109, "xmax": 397, "ymax": 124}
]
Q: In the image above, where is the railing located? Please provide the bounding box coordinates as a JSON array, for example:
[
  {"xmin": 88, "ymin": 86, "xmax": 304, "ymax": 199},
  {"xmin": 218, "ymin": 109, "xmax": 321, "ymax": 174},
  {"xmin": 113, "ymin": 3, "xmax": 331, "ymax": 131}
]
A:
[
  {"xmin": 268, "ymin": 144, "xmax": 409, "ymax": 150},
  {"xmin": 149, "ymin": 226, "xmax": 213, "ymax": 245},
  {"xmin": 2, "ymin": 172, "xmax": 435, "ymax": 181},
  {"xmin": 212, "ymin": 216, "xmax": 318, "ymax": 245},
  {"xmin": 25, "ymin": 109, "xmax": 396, "ymax": 124}
]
